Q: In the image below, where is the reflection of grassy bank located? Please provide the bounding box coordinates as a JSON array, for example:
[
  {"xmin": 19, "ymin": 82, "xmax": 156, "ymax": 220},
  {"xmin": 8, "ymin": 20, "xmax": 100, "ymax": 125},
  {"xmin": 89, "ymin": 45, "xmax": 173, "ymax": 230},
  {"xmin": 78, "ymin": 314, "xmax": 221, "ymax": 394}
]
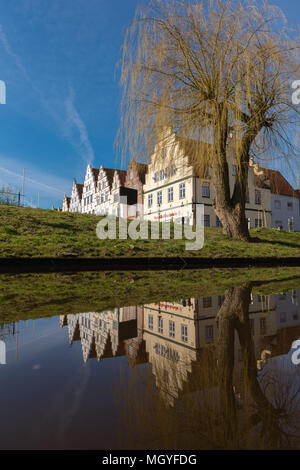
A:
[
  {"xmin": 1, "ymin": 267, "xmax": 300, "ymax": 323},
  {"xmin": 1, "ymin": 205, "xmax": 300, "ymax": 258}
]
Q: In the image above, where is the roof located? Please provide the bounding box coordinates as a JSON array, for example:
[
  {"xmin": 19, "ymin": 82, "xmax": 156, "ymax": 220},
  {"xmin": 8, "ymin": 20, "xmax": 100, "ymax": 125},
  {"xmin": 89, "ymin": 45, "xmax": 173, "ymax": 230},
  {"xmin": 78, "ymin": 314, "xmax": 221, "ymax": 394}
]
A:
[
  {"xmin": 76, "ymin": 183, "xmax": 84, "ymax": 197},
  {"xmin": 92, "ymin": 168, "xmax": 99, "ymax": 181},
  {"xmin": 98, "ymin": 167, "xmax": 120, "ymax": 189},
  {"xmin": 262, "ymin": 169, "xmax": 298, "ymax": 197},
  {"xmin": 115, "ymin": 169, "xmax": 127, "ymax": 186},
  {"xmin": 254, "ymin": 176, "xmax": 271, "ymax": 190},
  {"xmin": 127, "ymin": 159, "xmax": 148, "ymax": 184}
]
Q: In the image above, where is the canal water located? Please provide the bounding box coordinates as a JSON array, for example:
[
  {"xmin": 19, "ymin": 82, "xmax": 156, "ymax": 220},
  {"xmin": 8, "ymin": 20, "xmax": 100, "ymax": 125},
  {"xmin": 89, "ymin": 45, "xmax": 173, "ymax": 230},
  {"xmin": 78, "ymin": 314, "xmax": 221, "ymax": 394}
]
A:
[{"xmin": 0, "ymin": 270, "xmax": 300, "ymax": 450}]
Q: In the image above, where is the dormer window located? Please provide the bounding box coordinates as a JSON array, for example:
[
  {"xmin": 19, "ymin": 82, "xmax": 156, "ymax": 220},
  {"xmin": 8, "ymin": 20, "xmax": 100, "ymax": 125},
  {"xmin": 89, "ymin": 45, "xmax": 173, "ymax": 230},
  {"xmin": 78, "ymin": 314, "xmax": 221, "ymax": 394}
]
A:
[{"xmin": 160, "ymin": 170, "xmax": 165, "ymax": 181}]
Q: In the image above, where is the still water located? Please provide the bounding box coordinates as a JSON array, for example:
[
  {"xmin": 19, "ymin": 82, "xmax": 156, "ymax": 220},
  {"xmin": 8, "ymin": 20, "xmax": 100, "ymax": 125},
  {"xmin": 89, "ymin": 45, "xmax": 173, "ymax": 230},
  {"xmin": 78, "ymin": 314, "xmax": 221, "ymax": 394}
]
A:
[{"xmin": 0, "ymin": 271, "xmax": 300, "ymax": 450}]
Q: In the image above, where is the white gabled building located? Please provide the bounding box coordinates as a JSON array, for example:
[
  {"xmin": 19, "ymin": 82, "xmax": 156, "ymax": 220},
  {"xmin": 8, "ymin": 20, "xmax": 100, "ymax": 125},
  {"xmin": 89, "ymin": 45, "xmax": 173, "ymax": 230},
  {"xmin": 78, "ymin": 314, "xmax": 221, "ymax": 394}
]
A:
[
  {"xmin": 81, "ymin": 164, "xmax": 99, "ymax": 214},
  {"xmin": 260, "ymin": 169, "xmax": 300, "ymax": 232},
  {"xmin": 143, "ymin": 130, "xmax": 272, "ymax": 229},
  {"xmin": 95, "ymin": 166, "xmax": 115, "ymax": 215},
  {"xmin": 69, "ymin": 179, "xmax": 84, "ymax": 213}
]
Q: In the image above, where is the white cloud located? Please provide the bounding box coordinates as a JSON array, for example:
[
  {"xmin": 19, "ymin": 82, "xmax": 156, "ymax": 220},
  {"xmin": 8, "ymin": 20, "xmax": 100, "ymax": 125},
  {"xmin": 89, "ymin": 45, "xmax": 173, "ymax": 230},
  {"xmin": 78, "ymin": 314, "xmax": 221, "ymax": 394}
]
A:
[{"xmin": 65, "ymin": 86, "xmax": 95, "ymax": 165}]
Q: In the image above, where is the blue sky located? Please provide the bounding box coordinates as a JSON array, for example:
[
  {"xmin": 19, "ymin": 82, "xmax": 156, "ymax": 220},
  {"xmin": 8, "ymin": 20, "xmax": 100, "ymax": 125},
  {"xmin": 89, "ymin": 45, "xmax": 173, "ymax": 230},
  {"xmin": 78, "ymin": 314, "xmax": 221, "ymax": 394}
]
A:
[{"xmin": 0, "ymin": 0, "xmax": 299, "ymax": 208}]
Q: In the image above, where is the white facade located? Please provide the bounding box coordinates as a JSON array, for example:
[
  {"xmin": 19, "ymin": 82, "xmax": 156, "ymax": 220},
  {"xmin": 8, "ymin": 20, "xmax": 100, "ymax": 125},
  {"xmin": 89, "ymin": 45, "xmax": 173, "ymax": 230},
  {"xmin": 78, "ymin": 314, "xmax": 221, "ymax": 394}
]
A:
[
  {"xmin": 143, "ymin": 131, "xmax": 272, "ymax": 228},
  {"xmin": 271, "ymin": 194, "xmax": 300, "ymax": 232},
  {"xmin": 95, "ymin": 166, "xmax": 114, "ymax": 215},
  {"xmin": 69, "ymin": 179, "xmax": 83, "ymax": 213},
  {"xmin": 81, "ymin": 164, "xmax": 99, "ymax": 214}
]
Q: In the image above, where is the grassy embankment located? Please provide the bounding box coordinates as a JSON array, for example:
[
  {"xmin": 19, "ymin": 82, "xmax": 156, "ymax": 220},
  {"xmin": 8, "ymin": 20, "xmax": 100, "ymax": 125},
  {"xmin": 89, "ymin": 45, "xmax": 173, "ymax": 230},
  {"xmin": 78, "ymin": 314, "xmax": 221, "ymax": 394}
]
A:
[
  {"xmin": 1, "ymin": 267, "xmax": 300, "ymax": 323},
  {"xmin": 0, "ymin": 205, "xmax": 300, "ymax": 258}
]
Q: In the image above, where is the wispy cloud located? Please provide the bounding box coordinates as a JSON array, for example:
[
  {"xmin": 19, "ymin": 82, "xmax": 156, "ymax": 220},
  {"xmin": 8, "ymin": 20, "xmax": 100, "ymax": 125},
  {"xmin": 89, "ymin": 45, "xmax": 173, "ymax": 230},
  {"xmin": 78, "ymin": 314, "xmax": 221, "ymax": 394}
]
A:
[
  {"xmin": 0, "ymin": 25, "xmax": 95, "ymax": 167},
  {"xmin": 65, "ymin": 86, "xmax": 95, "ymax": 165}
]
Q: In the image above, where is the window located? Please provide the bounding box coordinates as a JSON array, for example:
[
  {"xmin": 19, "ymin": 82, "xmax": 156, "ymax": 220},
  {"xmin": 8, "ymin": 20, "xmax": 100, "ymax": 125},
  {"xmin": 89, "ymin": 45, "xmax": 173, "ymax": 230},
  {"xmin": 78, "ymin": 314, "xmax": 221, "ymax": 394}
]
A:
[
  {"xmin": 157, "ymin": 191, "xmax": 162, "ymax": 205},
  {"xmin": 246, "ymin": 190, "xmax": 250, "ymax": 203},
  {"xmin": 158, "ymin": 317, "xmax": 163, "ymax": 334},
  {"xmin": 232, "ymin": 165, "xmax": 237, "ymax": 176},
  {"xmin": 205, "ymin": 325, "xmax": 214, "ymax": 343},
  {"xmin": 288, "ymin": 202, "xmax": 293, "ymax": 211},
  {"xmin": 154, "ymin": 172, "xmax": 159, "ymax": 182},
  {"xmin": 202, "ymin": 182, "xmax": 210, "ymax": 198},
  {"xmin": 181, "ymin": 324, "xmax": 188, "ymax": 342},
  {"xmin": 203, "ymin": 297, "xmax": 212, "ymax": 308},
  {"xmin": 148, "ymin": 315, "xmax": 153, "ymax": 330},
  {"xmin": 165, "ymin": 168, "xmax": 170, "ymax": 178},
  {"xmin": 114, "ymin": 194, "xmax": 119, "ymax": 202},
  {"xmin": 255, "ymin": 190, "xmax": 261, "ymax": 205},
  {"xmin": 168, "ymin": 187, "xmax": 174, "ymax": 202},
  {"xmin": 179, "ymin": 183, "xmax": 186, "ymax": 199},
  {"xmin": 148, "ymin": 194, "xmax": 153, "ymax": 208},
  {"xmin": 255, "ymin": 219, "xmax": 263, "ymax": 228},
  {"xmin": 171, "ymin": 164, "xmax": 177, "ymax": 176},
  {"xmin": 169, "ymin": 321, "xmax": 175, "ymax": 338},
  {"xmin": 275, "ymin": 200, "xmax": 281, "ymax": 210},
  {"xmin": 204, "ymin": 214, "xmax": 210, "ymax": 227},
  {"xmin": 160, "ymin": 170, "xmax": 165, "ymax": 181}
]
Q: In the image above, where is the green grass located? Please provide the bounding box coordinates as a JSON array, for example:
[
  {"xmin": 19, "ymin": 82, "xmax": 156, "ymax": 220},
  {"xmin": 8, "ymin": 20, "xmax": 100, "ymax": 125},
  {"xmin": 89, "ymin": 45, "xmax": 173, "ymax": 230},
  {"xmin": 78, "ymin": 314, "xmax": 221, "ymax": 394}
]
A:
[
  {"xmin": 0, "ymin": 204, "xmax": 300, "ymax": 258},
  {"xmin": 1, "ymin": 267, "xmax": 300, "ymax": 323}
]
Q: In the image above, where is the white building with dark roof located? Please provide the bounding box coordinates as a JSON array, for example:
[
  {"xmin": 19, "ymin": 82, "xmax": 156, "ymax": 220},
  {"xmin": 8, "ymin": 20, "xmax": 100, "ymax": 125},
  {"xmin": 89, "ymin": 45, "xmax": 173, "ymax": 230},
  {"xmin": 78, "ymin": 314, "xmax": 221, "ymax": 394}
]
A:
[
  {"xmin": 81, "ymin": 164, "xmax": 99, "ymax": 214},
  {"xmin": 69, "ymin": 179, "xmax": 84, "ymax": 213},
  {"xmin": 261, "ymin": 169, "xmax": 300, "ymax": 231}
]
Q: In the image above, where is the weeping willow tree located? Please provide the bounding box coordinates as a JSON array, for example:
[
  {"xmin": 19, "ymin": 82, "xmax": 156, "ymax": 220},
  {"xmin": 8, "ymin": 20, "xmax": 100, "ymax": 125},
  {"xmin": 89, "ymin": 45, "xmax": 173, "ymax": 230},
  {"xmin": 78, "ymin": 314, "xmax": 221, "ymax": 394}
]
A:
[{"xmin": 118, "ymin": 0, "xmax": 300, "ymax": 239}]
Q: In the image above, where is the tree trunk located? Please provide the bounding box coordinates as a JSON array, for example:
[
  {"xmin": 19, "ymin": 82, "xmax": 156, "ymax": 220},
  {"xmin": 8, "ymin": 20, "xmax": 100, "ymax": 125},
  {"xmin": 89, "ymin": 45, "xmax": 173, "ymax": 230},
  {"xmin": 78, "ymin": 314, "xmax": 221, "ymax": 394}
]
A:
[{"xmin": 215, "ymin": 202, "xmax": 249, "ymax": 239}]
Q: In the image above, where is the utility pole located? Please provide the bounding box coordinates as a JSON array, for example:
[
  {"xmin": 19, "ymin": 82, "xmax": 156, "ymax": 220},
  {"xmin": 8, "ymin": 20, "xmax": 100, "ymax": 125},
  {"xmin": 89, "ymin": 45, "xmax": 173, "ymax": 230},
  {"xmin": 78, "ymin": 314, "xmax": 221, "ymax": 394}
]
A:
[{"xmin": 22, "ymin": 168, "xmax": 25, "ymax": 206}]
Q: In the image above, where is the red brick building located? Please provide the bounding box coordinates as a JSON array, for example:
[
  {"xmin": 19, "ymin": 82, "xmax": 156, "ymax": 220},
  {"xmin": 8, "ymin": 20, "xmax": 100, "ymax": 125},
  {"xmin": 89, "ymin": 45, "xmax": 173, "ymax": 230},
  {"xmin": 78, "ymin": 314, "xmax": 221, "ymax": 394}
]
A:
[{"xmin": 125, "ymin": 159, "xmax": 148, "ymax": 218}]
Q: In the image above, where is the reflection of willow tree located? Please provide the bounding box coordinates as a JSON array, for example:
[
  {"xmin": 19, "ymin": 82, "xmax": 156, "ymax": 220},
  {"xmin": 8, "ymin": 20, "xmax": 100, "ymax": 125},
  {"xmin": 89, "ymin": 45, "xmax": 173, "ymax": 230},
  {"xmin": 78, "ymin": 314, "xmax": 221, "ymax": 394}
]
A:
[
  {"xmin": 217, "ymin": 284, "xmax": 299, "ymax": 449},
  {"xmin": 119, "ymin": 288, "xmax": 300, "ymax": 450}
]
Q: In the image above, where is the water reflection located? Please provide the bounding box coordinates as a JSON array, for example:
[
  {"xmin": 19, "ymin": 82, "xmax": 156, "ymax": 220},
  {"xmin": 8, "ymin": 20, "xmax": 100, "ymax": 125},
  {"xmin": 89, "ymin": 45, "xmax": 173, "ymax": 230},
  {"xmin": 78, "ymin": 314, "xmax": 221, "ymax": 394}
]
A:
[{"xmin": 1, "ymin": 286, "xmax": 300, "ymax": 449}]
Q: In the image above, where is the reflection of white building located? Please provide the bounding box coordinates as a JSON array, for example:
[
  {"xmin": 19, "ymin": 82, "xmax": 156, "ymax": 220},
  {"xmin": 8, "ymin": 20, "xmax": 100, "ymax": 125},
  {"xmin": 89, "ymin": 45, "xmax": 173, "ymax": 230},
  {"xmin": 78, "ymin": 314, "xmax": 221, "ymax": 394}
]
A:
[
  {"xmin": 60, "ymin": 289, "xmax": 300, "ymax": 407},
  {"xmin": 61, "ymin": 307, "xmax": 140, "ymax": 363}
]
